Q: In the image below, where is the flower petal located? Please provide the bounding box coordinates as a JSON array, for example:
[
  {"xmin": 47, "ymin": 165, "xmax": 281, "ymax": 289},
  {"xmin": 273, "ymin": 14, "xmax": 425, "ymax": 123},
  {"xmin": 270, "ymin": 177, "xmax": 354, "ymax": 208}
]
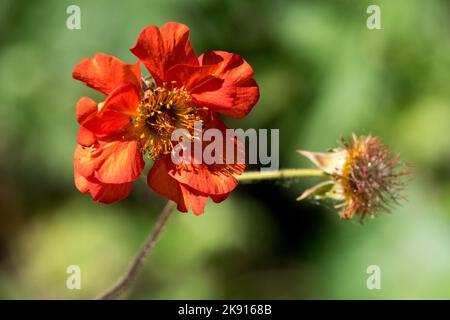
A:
[
  {"xmin": 74, "ymin": 145, "xmax": 135, "ymax": 202},
  {"xmin": 232, "ymin": 79, "xmax": 259, "ymax": 118},
  {"xmin": 76, "ymin": 97, "xmax": 98, "ymax": 125},
  {"xmin": 199, "ymin": 51, "xmax": 254, "ymax": 82},
  {"xmin": 74, "ymin": 144, "xmax": 100, "ymax": 180},
  {"xmin": 179, "ymin": 184, "xmax": 208, "ymax": 216},
  {"xmin": 72, "ymin": 53, "xmax": 141, "ymax": 95},
  {"xmin": 98, "ymin": 83, "xmax": 141, "ymax": 116},
  {"xmin": 95, "ymin": 140, "xmax": 145, "ymax": 184},
  {"xmin": 74, "ymin": 140, "xmax": 144, "ymax": 184},
  {"xmin": 168, "ymin": 161, "xmax": 239, "ymax": 196},
  {"xmin": 147, "ymin": 157, "xmax": 211, "ymax": 215},
  {"xmin": 74, "ymin": 166, "xmax": 89, "ymax": 193},
  {"xmin": 87, "ymin": 180, "xmax": 133, "ymax": 203},
  {"xmin": 130, "ymin": 22, "xmax": 198, "ymax": 85},
  {"xmin": 77, "ymin": 126, "xmax": 97, "ymax": 147},
  {"xmin": 167, "ymin": 116, "xmax": 244, "ymax": 196},
  {"xmin": 83, "ymin": 83, "xmax": 140, "ymax": 137},
  {"xmin": 147, "ymin": 157, "xmax": 189, "ymax": 213},
  {"xmin": 165, "ymin": 63, "xmax": 235, "ymax": 111},
  {"xmin": 198, "ymin": 51, "xmax": 259, "ymax": 118},
  {"xmin": 210, "ymin": 193, "xmax": 230, "ymax": 203}
]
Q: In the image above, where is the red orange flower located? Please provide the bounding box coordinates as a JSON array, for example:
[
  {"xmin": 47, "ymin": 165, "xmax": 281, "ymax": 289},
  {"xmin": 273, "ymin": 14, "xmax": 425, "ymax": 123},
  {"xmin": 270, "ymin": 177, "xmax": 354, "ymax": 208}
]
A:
[{"xmin": 72, "ymin": 22, "xmax": 259, "ymax": 215}]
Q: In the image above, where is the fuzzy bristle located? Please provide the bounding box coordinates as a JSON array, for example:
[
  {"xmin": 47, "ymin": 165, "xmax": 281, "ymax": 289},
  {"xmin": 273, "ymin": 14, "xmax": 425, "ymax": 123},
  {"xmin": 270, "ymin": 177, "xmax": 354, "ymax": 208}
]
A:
[{"xmin": 338, "ymin": 135, "xmax": 410, "ymax": 221}]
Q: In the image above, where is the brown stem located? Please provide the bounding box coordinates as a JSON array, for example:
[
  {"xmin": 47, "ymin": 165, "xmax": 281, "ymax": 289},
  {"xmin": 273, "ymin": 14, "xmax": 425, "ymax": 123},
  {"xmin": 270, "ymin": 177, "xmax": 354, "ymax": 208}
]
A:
[{"xmin": 96, "ymin": 200, "xmax": 176, "ymax": 300}]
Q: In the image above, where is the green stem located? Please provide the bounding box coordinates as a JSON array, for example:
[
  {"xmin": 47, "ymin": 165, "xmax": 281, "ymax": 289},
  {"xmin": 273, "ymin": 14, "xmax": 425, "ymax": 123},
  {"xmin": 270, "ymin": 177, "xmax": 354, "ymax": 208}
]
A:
[
  {"xmin": 96, "ymin": 169, "xmax": 324, "ymax": 299},
  {"xmin": 237, "ymin": 168, "xmax": 325, "ymax": 182}
]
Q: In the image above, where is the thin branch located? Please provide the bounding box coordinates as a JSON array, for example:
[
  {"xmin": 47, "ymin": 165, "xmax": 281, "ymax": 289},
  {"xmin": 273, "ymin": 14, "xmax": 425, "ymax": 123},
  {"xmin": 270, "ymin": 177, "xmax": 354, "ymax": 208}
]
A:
[
  {"xmin": 96, "ymin": 169, "xmax": 323, "ymax": 299},
  {"xmin": 97, "ymin": 200, "xmax": 176, "ymax": 300},
  {"xmin": 237, "ymin": 168, "xmax": 326, "ymax": 182}
]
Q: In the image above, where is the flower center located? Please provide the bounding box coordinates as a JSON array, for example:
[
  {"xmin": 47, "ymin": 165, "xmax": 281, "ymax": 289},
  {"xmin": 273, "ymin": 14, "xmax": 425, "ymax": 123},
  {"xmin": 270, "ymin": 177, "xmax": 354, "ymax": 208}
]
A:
[{"xmin": 132, "ymin": 86, "xmax": 202, "ymax": 159}]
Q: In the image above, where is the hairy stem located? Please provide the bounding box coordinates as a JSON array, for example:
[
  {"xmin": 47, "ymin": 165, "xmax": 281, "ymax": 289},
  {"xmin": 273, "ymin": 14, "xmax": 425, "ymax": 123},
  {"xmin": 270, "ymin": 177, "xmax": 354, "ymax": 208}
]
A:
[
  {"xmin": 96, "ymin": 169, "xmax": 322, "ymax": 299},
  {"xmin": 237, "ymin": 168, "xmax": 326, "ymax": 182},
  {"xmin": 97, "ymin": 200, "xmax": 176, "ymax": 300}
]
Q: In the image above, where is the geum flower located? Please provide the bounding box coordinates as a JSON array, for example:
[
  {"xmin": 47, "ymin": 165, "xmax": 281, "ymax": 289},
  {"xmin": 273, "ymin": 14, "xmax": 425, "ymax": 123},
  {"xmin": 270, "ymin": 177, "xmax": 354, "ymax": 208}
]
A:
[
  {"xmin": 72, "ymin": 22, "xmax": 259, "ymax": 215},
  {"xmin": 297, "ymin": 134, "xmax": 410, "ymax": 222}
]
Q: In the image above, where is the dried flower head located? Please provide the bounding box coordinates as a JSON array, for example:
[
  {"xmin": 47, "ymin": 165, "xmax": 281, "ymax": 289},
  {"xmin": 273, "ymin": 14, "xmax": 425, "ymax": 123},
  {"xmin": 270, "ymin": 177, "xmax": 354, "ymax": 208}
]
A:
[{"xmin": 297, "ymin": 134, "xmax": 410, "ymax": 222}]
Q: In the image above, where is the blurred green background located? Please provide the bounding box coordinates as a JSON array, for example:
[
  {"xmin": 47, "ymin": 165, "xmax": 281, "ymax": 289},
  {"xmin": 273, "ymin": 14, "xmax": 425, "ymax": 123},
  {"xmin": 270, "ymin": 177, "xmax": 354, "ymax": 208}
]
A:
[{"xmin": 0, "ymin": 0, "xmax": 449, "ymax": 299}]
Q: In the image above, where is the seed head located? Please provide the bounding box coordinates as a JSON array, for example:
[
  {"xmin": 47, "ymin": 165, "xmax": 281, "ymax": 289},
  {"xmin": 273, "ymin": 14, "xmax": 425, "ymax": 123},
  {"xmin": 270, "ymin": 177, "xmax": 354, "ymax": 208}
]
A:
[{"xmin": 297, "ymin": 134, "xmax": 410, "ymax": 222}]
